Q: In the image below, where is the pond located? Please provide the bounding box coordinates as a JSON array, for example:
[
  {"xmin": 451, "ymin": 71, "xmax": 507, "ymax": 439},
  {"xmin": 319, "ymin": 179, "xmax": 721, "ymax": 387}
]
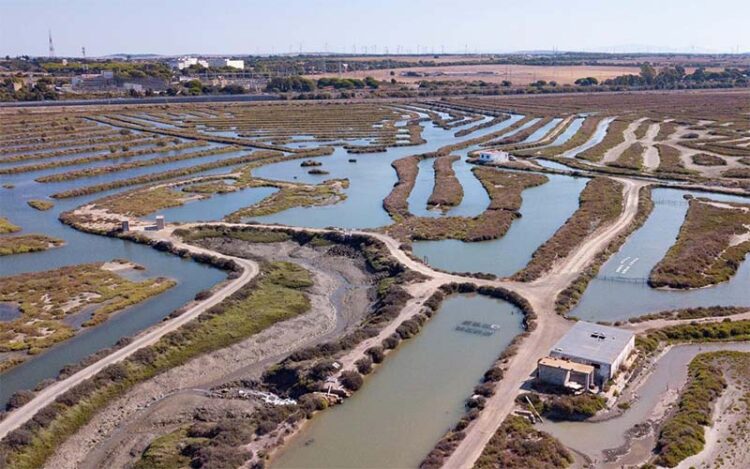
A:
[
  {"xmin": 571, "ymin": 187, "xmax": 750, "ymax": 321},
  {"xmin": 153, "ymin": 186, "xmax": 278, "ymax": 223},
  {"xmin": 412, "ymin": 173, "xmax": 588, "ymax": 277},
  {"xmin": 273, "ymin": 294, "xmax": 525, "ymax": 469},
  {"xmin": 0, "ymin": 303, "xmax": 21, "ymax": 322},
  {"xmin": 249, "ymin": 114, "xmax": 525, "ymax": 229}
]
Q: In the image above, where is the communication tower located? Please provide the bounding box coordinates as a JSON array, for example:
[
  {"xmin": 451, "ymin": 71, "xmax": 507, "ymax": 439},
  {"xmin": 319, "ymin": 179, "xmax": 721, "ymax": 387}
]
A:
[{"xmin": 48, "ymin": 30, "xmax": 55, "ymax": 58}]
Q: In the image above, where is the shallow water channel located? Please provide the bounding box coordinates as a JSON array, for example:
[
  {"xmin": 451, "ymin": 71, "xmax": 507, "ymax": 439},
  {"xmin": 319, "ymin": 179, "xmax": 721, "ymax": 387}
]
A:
[
  {"xmin": 563, "ymin": 117, "xmax": 615, "ymax": 158},
  {"xmin": 538, "ymin": 342, "xmax": 750, "ymax": 464},
  {"xmin": 273, "ymin": 294, "xmax": 525, "ymax": 469},
  {"xmin": 549, "ymin": 117, "xmax": 585, "ymax": 147},
  {"xmin": 412, "ymin": 174, "xmax": 588, "ymax": 276},
  {"xmin": 0, "ymin": 141, "xmax": 241, "ymax": 405},
  {"xmin": 153, "ymin": 186, "xmax": 278, "ymax": 222},
  {"xmin": 407, "ymin": 114, "xmax": 526, "ymax": 219},
  {"xmin": 250, "ymin": 115, "xmax": 524, "ymax": 228},
  {"xmin": 571, "ymin": 187, "xmax": 750, "ymax": 321}
]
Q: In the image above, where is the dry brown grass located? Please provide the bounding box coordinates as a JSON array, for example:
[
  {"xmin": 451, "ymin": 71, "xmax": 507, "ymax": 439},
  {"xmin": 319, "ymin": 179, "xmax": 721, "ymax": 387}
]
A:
[
  {"xmin": 655, "ymin": 144, "xmax": 694, "ymax": 175},
  {"xmin": 427, "ymin": 155, "xmax": 463, "ymax": 209},
  {"xmin": 650, "ymin": 199, "xmax": 750, "ymax": 288},
  {"xmin": 447, "ymin": 89, "xmax": 750, "ymax": 123},
  {"xmin": 0, "ymin": 234, "xmax": 64, "ymax": 256},
  {"xmin": 311, "ymin": 64, "xmax": 643, "ymax": 86},
  {"xmin": 0, "ymin": 262, "xmax": 175, "ymax": 361},
  {"xmin": 607, "ymin": 142, "xmax": 645, "ymax": 171}
]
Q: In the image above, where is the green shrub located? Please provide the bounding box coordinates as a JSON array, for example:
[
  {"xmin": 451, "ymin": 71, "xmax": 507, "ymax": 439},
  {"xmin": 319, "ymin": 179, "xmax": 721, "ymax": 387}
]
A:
[{"xmin": 340, "ymin": 370, "xmax": 364, "ymax": 391}]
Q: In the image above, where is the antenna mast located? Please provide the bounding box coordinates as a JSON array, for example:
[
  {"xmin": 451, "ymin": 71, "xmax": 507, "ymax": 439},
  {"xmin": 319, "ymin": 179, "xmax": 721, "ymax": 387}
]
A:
[{"xmin": 48, "ymin": 30, "xmax": 55, "ymax": 58}]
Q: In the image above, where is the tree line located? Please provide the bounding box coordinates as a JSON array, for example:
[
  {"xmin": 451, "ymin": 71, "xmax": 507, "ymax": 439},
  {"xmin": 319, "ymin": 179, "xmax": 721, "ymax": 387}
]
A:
[
  {"xmin": 265, "ymin": 76, "xmax": 379, "ymax": 92},
  {"xmin": 577, "ymin": 63, "xmax": 749, "ymax": 89}
]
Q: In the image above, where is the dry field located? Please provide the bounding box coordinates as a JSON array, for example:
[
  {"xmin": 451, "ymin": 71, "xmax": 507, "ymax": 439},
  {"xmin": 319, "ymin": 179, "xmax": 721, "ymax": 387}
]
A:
[
  {"xmin": 309, "ymin": 63, "xmax": 648, "ymax": 85},
  {"xmin": 342, "ymin": 54, "xmax": 489, "ymax": 64}
]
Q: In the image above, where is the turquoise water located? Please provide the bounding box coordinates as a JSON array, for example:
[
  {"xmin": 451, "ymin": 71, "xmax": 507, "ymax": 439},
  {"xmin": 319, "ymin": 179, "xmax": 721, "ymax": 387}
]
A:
[
  {"xmin": 154, "ymin": 186, "xmax": 278, "ymax": 222},
  {"xmin": 0, "ymin": 148, "xmax": 237, "ymax": 404}
]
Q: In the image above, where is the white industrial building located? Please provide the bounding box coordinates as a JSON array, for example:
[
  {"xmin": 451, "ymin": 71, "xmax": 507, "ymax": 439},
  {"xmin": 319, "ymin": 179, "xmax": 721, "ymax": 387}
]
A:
[
  {"xmin": 546, "ymin": 321, "xmax": 635, "ymax": 386},
  {"xmin": 169, "ymin": 57, "xmax": 209, "ymax": 70},
  {"xmin": 207, "ymin": 58, "xmax": 245, "ymax": 70}
]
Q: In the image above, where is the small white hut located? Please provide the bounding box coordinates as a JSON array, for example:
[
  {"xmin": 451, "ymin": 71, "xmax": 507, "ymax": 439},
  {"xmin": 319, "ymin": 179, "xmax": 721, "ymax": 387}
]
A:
[{"xmin": 478, "ymin": 150, "xmax": 511, "ymax": 164}]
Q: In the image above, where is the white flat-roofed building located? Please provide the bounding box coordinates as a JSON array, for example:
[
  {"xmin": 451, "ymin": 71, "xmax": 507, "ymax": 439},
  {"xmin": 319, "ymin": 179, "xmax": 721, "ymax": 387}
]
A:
[
  {"xmin": 207, "ymin": 58, "xmax": 245, "ymax": 70},
  {"xmin": 169, "ymin": 57, "xmax": 209, "ymax": 70},
  {"xmin": 548, "ymin": 321, "xmax": 635, "ymax": 385},
  {"xmin": 477, "ymin": 149, "xmax": 511, "ymax": 163},
  {"xmin": 537, "ymin": 357, "xmax": 595, "ymax": 392}
]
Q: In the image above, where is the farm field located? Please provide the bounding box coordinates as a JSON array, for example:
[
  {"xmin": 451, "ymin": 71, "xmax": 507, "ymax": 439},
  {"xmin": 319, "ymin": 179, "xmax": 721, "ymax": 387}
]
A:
[
  {"xmin": 308, "ymin": 63, "xmax": 650, "ymax": 85},
  {"xmin": 1, "ymin": 91, "xmax": 750, "ymax": 469}
]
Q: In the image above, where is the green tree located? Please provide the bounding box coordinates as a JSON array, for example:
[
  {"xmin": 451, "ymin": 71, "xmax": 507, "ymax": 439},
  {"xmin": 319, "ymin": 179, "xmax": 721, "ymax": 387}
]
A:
[{"xmin": 640, "ymin": 63, "xmax": 657, "ymax": 84}]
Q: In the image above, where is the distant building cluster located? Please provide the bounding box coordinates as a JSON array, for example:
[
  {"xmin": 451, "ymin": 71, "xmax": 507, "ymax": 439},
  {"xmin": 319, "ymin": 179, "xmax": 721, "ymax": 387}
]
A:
[
  {"xmin": 66, "ymin": 56, "xmax": 250, "ymax": 95},
  {"xmin": 168, "ymin": 56, "xmax": 245, "ymax": 70},
  {"xmin": 71, "ymin": 70, "xmax": 168, "ymax": 93}
]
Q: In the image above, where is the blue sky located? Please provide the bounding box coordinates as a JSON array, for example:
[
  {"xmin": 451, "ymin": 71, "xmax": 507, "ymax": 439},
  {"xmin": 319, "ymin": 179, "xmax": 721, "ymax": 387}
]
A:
[{"xmin": 1, "ymin": 0, "xmax": 748, "ymax": 57}]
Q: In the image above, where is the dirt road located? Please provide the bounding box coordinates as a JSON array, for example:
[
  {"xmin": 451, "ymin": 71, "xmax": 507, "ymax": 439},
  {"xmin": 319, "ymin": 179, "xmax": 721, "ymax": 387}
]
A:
[
  {"xmin": 601, "ymin": 117, "xmax": 647, "ymax": 164},
  {"xmin": 0, "ymin": 239, "xmax": 259, "ymax": 441},
  {"xmin": 641, "ymin": 122, "xmax": 662, "ymax": 171}
]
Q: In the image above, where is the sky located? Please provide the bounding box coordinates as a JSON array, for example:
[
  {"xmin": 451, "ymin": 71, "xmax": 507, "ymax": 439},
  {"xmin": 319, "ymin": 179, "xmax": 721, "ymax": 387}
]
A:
[{"xmin": 1, "ymin": 0, "xmax": 748, "ymax": 57}]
